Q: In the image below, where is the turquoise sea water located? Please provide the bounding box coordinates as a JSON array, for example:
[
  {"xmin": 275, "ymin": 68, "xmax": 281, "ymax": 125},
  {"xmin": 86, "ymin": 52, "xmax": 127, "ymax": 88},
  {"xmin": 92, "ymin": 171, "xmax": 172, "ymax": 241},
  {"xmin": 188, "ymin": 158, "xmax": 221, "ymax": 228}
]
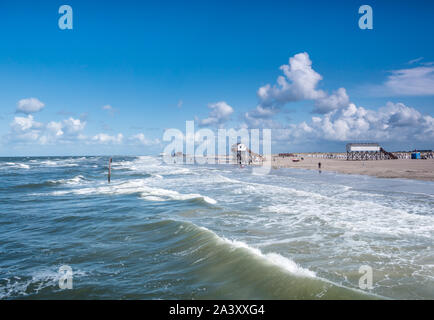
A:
[{"xmin": 0, "ymin": 156, "xmax": 433, "ymax": 299}]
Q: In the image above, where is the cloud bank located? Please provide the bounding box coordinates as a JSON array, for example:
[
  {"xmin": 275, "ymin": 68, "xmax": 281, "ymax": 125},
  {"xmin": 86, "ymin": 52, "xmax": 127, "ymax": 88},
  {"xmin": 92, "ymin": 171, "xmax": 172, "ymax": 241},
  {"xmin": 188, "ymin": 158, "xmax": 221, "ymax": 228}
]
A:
[
  {"xmin": 240, "ymin": 53, "xmax": 434, "ymax": 146},
  {"xmin": 5, "ymin": 100, "xmax": 160, "ymax": 149}
]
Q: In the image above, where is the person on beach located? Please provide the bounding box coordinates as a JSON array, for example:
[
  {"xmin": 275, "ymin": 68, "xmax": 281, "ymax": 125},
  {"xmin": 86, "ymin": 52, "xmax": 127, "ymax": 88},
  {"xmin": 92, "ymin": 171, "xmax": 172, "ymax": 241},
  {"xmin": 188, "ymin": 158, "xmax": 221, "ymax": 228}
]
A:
[{"xmin": 318, "ymin": 162, "xmax": 321, "ymax": 169}]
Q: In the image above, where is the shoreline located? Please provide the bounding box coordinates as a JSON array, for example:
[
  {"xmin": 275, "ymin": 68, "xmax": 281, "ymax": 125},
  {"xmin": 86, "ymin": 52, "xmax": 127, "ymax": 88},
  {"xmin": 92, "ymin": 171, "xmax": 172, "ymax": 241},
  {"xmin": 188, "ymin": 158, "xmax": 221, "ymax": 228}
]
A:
[
  {"xmin": 168, "ymin": 154, "xmax": 434, "ymax": 182},
  {"xmin": 270, "ymin": 157, "xmax": 434, "ymax": 182}
]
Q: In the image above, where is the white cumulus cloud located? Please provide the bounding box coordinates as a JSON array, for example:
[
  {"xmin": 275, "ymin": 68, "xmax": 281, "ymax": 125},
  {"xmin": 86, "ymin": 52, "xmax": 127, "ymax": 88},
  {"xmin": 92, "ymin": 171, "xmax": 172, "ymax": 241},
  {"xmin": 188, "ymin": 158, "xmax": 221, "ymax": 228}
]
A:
[
  {"xmin": 9, "ymin": 115, "xmax": 44, "ymax": 142},
  {"xmin": 129, "ymin": 133, "xmax": 160, "ymax": 146},
  {"xmin": 92, "ymin": 133, "xmax": 124, "ymax": 144},
  {"xmin": 46, "ymin": 121, "xmax": 64, "ymax": 137},
  {"xmin": 16, "ymin": 98, "xmax": 45, "ymax": 114},
  {"xmin": 314, "ymin": 88, "xmax": 350, "ymax": 114},
  {"xmin": 256, "ymin": 52, "xmax": 325, "ymax": 110},
  {"xmin": 244, "ymin": 53, "xmax": 354, "ymax": 126},
  {"xmin": 197, "ymin": 101, "xmax": 234, "ymax": 127},
  {"xmin": 7, "ymin": 115, "xmax": 86, "ymax": 145},
  {"xmin": 62, "ymin": 117, "xmax": 86, "ymax": 134}
]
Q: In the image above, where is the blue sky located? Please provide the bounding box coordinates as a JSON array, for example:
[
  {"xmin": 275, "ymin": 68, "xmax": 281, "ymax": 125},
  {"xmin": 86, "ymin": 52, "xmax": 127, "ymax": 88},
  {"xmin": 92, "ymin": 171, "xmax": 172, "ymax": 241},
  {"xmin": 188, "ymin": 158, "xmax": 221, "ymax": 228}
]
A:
[{"xmin": 1, "ymin": 0, "xmax": 433, "ymax": 155}]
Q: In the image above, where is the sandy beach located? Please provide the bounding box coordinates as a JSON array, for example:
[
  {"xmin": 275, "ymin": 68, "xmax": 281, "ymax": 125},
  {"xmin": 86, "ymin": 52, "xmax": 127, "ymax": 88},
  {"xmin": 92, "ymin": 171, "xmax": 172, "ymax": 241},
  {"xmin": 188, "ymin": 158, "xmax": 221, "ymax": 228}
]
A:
[{"xmin": 271, "ymin": 157, "xmax": 434, "ymax": 181}]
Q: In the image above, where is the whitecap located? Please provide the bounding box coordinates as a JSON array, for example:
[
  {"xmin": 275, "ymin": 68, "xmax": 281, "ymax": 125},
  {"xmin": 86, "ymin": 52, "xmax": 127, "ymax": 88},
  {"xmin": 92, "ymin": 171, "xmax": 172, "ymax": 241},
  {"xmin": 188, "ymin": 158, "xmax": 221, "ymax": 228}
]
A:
[{"xmin": 220, "ymin": 237, "xmax": 316, "ymax": 278}]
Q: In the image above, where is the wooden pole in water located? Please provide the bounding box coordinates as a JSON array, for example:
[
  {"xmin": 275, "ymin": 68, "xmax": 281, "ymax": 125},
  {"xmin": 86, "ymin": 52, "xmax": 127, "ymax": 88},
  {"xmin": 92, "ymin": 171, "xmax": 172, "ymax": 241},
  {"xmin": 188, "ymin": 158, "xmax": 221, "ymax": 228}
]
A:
[{"xmin": 108, "ymin": 158, "xmax": 112, "ymax": 183}]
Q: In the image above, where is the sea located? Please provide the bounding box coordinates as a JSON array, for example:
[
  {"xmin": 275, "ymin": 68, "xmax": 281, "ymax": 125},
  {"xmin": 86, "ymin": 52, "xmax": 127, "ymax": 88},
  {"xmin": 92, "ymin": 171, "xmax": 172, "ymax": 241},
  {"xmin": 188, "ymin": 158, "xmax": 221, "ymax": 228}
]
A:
[{"xmin": 0, "ymin": 156, "xmax": 433, "ymax": 299}]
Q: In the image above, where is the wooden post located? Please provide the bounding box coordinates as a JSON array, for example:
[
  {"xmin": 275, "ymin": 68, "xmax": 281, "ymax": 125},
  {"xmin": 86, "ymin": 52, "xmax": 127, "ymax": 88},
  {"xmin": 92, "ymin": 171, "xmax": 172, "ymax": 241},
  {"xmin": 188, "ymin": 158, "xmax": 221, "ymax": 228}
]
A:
[{"xmin": 108, "ymin": 158, "xmax": 112, "ymax": 183}]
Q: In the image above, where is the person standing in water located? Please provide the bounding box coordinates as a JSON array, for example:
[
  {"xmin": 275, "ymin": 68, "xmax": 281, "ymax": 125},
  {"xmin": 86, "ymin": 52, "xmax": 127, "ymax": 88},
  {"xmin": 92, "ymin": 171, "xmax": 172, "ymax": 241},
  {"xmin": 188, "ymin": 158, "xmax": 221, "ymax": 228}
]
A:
[{"xmin": 318, "ymin": 161, "xmax": 322, "ymax": 174}]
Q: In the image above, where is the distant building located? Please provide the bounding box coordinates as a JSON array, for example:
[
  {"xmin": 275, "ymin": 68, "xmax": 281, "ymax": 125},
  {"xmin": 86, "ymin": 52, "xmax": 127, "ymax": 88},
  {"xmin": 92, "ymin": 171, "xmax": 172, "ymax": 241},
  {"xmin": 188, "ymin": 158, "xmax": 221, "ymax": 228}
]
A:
[
  {"xmin": 231, "ymin": 143, "xmax": 247, "ymax": 165},
  {"xmin": 346, "ymin": 143, "xmax": 397, "ymax": 160},
  {"xmin": 346, "ymin": 143, "xmax": 380, "ymax": 153},
  {"xmin": 231, "ymin": 143, "xmax": 264, "ymax": 165}
]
